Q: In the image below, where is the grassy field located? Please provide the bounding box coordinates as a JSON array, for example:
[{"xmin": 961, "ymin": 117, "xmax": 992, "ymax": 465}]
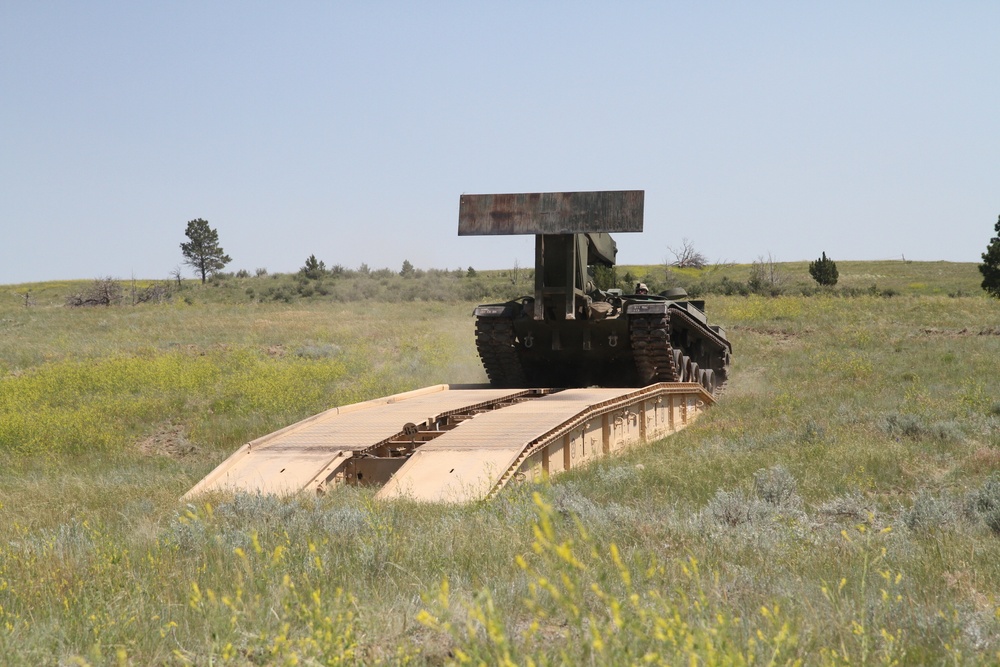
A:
[{"xmin": 1, "ymin": 262, "xmax": 998, "ymax": 665}]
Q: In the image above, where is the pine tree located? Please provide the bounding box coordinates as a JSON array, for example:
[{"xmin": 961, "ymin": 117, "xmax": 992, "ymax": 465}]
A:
[
  {"xmin": 980, "ymin": 214, "xmax": 1000, "ymax": 298},
  {"xmin": 180, "ymin": 219, "xmax": 232, "ymax": 284},
  {"xmin": 300, "ymin": 254, "xmax": 326, "ymax": 280},
  {"xmin": 808, "ymin": 252, "xmax": 839, "ymax": 286}
]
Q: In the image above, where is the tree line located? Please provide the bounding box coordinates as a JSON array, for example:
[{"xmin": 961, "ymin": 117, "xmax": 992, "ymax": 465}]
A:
[{"xmin": 50, "ymin": 215, "xmax": 1000, "ymax": 307}]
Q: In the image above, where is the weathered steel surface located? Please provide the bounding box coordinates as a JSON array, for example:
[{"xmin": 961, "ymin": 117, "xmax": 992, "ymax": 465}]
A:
[{"xmin": 458, "ymin": 190, "xmax": 644, "ymax": 235}]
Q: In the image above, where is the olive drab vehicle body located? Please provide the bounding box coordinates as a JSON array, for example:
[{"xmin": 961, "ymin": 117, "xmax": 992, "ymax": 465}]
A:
[{"xmin": 461, "ymin": 191, "xmax": 732, "ymax": 393}]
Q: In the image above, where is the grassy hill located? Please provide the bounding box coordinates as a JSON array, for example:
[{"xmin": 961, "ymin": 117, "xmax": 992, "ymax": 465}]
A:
[{"xmin": 0, "ymin": 262, "xmax": 998, "ymax": 664}]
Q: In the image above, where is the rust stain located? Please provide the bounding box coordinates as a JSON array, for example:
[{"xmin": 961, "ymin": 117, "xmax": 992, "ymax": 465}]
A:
[{"xmin": 459, "ymin": 190, "xmax": 644, "ymax": 235}]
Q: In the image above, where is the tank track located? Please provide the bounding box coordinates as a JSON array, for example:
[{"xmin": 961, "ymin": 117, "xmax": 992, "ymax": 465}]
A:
[
  {"xmin": 629, "ymin": 314, "xmax": 678, "ymax": 383},
  {"xmin": 475, "ymin": 316, "xmax": 527, "ymax": 388},
  {"xmin": 630, "ymin": 310, "xmax": 729, "ymax": 396}
]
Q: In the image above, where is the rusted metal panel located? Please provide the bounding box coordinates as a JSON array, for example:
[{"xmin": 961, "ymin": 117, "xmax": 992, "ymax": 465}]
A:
[{"xmin": 458, "ymin": 190, "xmax": 644, "ymax": 235}]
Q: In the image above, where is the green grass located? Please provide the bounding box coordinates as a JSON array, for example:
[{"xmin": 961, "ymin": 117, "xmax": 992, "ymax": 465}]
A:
[
  {"xmin": 1, "ymin": 265, "xmax": 999, "ymax": 664},
  {"xmin": 620, "ymin": 259, "xmax": 983, "ymax": 297}
]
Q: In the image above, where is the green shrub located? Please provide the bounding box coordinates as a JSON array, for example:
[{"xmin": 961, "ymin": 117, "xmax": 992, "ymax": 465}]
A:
[
  {"xmin": 294, "ymin": 342, "xmax": 342, "ymax": 359},
  {"xmin": 753, "ymin": 465, "xmax": 800, "ymax": 506},
  {"xmin": 809, "ymin": 252, "xmax": 839, "ymax": 286},
  {"xmin": 299, "ymin": 254, "xmax": 327, "ymax": 280},
  {"xmin": 879, "ymin": 413, "xmax": 924, "ymax": 439},
  {"xmin": 978, "ymin": 213, "xmax": 1000, "ymax": 298},
  {"xmin": 904, "ymin": 490, "xmax": 959, "ymax": 531},
  {"xmin": 800, "ymin": 419, "xmax": 826, "ymax": 444},
  {"xmin": 878, "ymin": 413, "xmax": 965, "ymax": 442},
  {"xmin": 965, "ymin": 474, "xmax": 1000, "ymax": 534}
]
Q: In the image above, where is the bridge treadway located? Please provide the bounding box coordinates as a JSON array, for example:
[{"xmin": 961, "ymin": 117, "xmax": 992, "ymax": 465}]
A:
[{"xmin": 183, "ymin": 383, "xmax": 710, "ymax": 503}]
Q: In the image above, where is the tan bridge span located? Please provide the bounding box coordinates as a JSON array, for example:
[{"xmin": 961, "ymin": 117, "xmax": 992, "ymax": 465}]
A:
[{"xmin": 183, "ymin": 383, "xmax": 713, "ymax": 504}]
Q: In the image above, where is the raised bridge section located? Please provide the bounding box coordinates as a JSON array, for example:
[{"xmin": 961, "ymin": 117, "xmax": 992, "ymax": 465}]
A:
[{"xmin": 183, "ymin": 383, "xmax": 713, "ymax": 504}]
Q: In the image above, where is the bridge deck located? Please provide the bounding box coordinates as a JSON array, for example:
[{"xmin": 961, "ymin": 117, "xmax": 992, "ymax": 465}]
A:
[
  {"xmin": 183, "ymin": 385, "xmax": 524, "ymax": 497},
  {"xmin": 184, "ymin": 383, "xmax": 711, "ymax": 503}
]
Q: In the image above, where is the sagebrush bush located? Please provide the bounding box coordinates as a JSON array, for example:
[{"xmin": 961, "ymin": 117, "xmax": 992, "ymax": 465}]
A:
[
  {"xmin": 878, "ymin": 413, "xmax": 966, "ymax": 443},
  {"xmin": 549, "ymin": 482, "xmax": 637, "ymax": 525},
  {"xmin": 294, "ymin": 342, "xmax": 342, "ymax": 359},
  {"xmin": 965, "ymin": 474, "xmax": 1000, "ymax": 534},
  {"xmin": 927, "ymin": 420, "xmax": 964, "ymax": 442},
  {"xmin": 904, "ymin": 490, "xmax": 960, "ymax": 532},
  {"xmin": 705, "ymin": 489, "xmax": 763, "ymax": 526},
  {"xmin": 752, "ymin": 465, "xmax": 799, "ymax": 506},
  {"xmin": 800, "ymin": 419, "xmax": 826, "ymax": 444},
  {"xmin": 879, "ymin": 413, "xmax": 925, "ymax": 439}
]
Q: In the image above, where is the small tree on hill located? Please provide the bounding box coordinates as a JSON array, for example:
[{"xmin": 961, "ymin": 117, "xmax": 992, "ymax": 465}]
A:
[
  {"xmin": 809, "ymin": 251, "xmax": 839, "ymax": 286},
  {"xmin": 300, "ymin": 254, "xmax": 327, "ymax": 280},
  {"xmin": 979, "ymin": 214, "xmax": 1000, "ymax": 299},
  {"xmin": 181, "ymin": 219, "xmax": 231, "ymax": 284}
]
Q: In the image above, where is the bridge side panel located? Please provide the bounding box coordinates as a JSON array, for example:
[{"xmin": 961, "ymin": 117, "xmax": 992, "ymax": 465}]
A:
[{"xmin": 505, "ymin": 385, "xmax": 712, "ymax": 495}]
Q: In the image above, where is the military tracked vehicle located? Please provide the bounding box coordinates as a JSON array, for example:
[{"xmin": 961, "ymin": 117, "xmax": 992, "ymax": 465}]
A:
[
  {"xmin": 184, "ymin": 190, "xmax": 729, "ymax": 503},
  {"xmin": 461, "ymin": 191, "xmax": 732, "ymax": 393}
]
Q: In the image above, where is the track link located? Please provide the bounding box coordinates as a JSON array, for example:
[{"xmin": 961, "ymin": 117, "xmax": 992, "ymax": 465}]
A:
[
  {"xmin": 629, "ymin": 313, "xmax": 679, "ymax": 383},
  {"xmin": 630, "ymin": 311, "xmax": 729, "ymax": 396},
  {"xmin": 474, "ymin": 317, "xmax": 527, "ymax": 388}
]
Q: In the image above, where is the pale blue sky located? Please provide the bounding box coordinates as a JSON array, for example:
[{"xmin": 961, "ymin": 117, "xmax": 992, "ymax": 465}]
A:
[{"xmin": 2, "ymin": 2, "xmax": 997, "ymax": 284}]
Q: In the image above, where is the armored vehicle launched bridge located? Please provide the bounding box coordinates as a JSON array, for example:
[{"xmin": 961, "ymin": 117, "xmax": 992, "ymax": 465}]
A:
[
  {"xmin": 183, "ymin": 383, "xmax": 713, "ymax": 504},
  {"xmin": 183, "ymin": 191, "xmax": 731, "ymax": 503}
]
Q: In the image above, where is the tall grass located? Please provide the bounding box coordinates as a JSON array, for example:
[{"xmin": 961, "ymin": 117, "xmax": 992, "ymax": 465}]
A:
[{"xmin": 1, "ymin": 269, "xmax": 999, "ymax": 664}]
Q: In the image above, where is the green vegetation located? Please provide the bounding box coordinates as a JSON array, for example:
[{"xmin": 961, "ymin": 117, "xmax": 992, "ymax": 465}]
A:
[
  {"xmin": 180, "ymin": 219, "xmax": 232, "ymax": 284},
  {"xmin": 1, "ymin": 261, "xmax": 999, "ymax": 664},
  {"xmin": 980, "ymin": 214, "xmax": 1000, "ymax": 298},
  {"xmin": 299, "ymin": 254, "xmax": 327, "ymax": 281},
  {"xmin": 809, "ymin": 252, "xmax": 839, "ymax": 286},
  {"xmin": 641, "ymin": 259, "xmax": 982, "ymax": 298}
]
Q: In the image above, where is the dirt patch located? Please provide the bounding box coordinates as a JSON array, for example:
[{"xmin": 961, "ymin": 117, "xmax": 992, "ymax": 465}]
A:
[
  {"xmin": 138, "ymin": 422, "xmax": 199, "ymax": 457},
  {"xmin": 918, "ymin": 328, "xmax": 963, "ymax": 337},
  {"xmin": 167, "ymin": 342, "xmax": 289, "ymax": 357},
  {"xmin": 969, "ymin": 446, "xmax": 1000, "ymax": 470},
  {"xmin": 917, "ymin": 327, "xmax": 1000, "ymax": 337}
]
